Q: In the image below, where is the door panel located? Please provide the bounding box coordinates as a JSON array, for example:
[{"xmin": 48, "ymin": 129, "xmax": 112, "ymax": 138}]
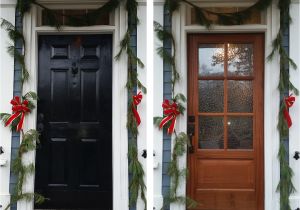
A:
[
  {"xmin": 187, "ymin": 34, "xmax": 264, "ymax": 210},
  {"xmin": 35, "ymin": 35, "xmax": 112, "ymax": 209}
]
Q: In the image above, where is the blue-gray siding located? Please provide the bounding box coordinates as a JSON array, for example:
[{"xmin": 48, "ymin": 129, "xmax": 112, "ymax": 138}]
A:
[
  {"xmin": 282, "ymin": 18, "xmax": 290, "ymax": 160},
  {"xmin": 161, "ymin": 7, "xmax": 172, "ymax": 210},
  {"xmin": 9, "ymin": 10, "xmax": 23, "ymax": 210},
  {"xmin": 129, "ymin": 15, "xmax": 138, "ymax": 210}
]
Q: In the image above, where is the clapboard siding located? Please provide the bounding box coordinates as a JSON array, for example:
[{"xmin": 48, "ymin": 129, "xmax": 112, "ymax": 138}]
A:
[
  {"xmin": 9, "ymin": 10, "xmax": 22, "ymax": 210},
  {"xmin": 161, "ymin": 7, "xmax": 172, "ymax": 210},
  {"xmin": 128, "ymin": 12, "xmax": 138, "ymax": 210}
]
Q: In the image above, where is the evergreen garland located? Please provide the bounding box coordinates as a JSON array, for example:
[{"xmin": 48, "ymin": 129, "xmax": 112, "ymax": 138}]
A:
[
  {"xmin": 156, "ymin": 0, "xmax": 298, "ymax": 209},
  {"xmin": 0, "ymin": 16, "xmax": 46, "ymax": 209},
  {"xmin": 1, "ymin": 0, "xmax": 147, "ymax": 209},
  {"xmin": 115, "ymin": 0, "xmax": 147, "ymax": 208},
  {"xmin": 154, "ymin": 22, "xmax": 197, "ymax": 209}
]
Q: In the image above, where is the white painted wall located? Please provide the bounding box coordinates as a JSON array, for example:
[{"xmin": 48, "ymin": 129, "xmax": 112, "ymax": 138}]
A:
[
  {"xmin": 153, "ymin": 1, "xmax": 164, "ymax": 210},
  {"xmin": 137, "ymin": 2, "xmax": 148, "ymax": 210},
  {"xmin": 289, "ymin": 0, "xmax": 300, "ymax": 209},
  {"xmin": 0, "ymin": 0, "xmax": 17, "ymax": 209}
]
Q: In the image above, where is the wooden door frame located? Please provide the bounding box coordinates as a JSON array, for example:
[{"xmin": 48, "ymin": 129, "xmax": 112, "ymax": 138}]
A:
[
  {"xmin": 187, "ymin": 33, "xmax": 264, "ymax": 210},
  {"xmin": 170, "ymin": 2, "xmax": 281, "ymax": 210},
  {"xmin": 20, "ymin": 3, "xmax": 129, "ymax": 210}
]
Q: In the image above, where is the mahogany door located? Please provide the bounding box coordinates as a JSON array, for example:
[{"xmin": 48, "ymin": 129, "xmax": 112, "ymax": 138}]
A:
[
  {"xmin": 35, "ymin": 35, "xmax": 112, "ymax": 209},
  {"xmin": 187, "ymin": 34, "xmax": 264, "ymax": 210}
]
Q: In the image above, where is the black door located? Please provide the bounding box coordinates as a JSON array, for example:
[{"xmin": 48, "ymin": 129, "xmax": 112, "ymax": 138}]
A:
[{"xmin": 35, "ymin": 35, "xmax": 112, "ymax": 210}]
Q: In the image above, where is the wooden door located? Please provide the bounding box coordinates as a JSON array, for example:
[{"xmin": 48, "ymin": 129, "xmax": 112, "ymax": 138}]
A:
[
  {"xmin": 35, "ymin": 35, "xmax": 112, "ymax": 209},
  {"xmin": 187, "ymin": 34, "xmax": 264, "ymax": 210}
]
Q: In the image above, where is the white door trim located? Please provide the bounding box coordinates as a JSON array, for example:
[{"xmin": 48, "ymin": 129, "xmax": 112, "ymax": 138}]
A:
[
  {"xmin": 171, "ymin": 2, "xmax": 281, "ymax": 210},
  {"xmin": 19, "ymin": 3, "xmax": 129, "ymax": 210},
  {"xmin": 289, "ymin": 1, "xmax": 300, "ymax": 209}
]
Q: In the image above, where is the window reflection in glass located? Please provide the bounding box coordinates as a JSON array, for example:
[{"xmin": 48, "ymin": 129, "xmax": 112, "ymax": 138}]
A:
[
  {"xmin": 228, "ymin": 44, "xmax": 253, "ymax": 76},
  {"xmin": 198, "ymin": 44, "xmax": 224, "ymax": 76}
]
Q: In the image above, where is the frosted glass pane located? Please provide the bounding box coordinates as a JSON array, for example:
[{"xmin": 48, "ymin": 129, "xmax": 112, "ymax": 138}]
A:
[
  {"xmin": 199, "ymin": 80, "xmax": 224, "ymax": 112},
  {"xmin": 228, "ymin": 117, "xmax": 253, "ymax": 149},
  {"xmin": 228, "ymin": 80, "xmax": 253, "ymax": 113},
  {"xmin": 199, "ymin": 116, "xmax": 224, "ymax": 149}
]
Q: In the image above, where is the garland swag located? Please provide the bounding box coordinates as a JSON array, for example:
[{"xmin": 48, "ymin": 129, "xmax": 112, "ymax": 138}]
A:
[
  {"xmin": 1, "ymin": 0, "xmax": 146, "ymax": 209},
  {"xmin": 155, "ymin": 0, "xmax": 298, "ymax": 209}
]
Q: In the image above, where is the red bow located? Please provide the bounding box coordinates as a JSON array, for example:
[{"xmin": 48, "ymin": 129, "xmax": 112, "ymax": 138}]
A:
[
  {"xmin": 5, "ymin": 96, "xmax": 30, "ymax": 131},
  {"xmin": 132, "ymin": 91, "xmax": 142, "ymax": 126},
  {"xmin": 159, "ymin": 100, "xmax": 180, "ymax": 135},
  {"xmin": 283, "ymin": 95, "xmax": 295, "ymax": 128}
]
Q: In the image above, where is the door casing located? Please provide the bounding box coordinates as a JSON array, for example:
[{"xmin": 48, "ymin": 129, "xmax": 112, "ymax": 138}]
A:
[{"xmin": 20, "ymin": 4, "xmax": 129, "ymax": 210}]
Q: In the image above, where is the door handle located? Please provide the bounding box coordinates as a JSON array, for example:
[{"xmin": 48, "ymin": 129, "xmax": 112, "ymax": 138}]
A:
[
  {"xmin": 37, "ymin": 123, "xmax": 44, "ymax": 133},
  {"xmin": 37, "ymin": 113, "xmax": 44, "ymax": 133},
  {"xmin": 187, "ymin": 124, "xmax": 195, "ymax": 153},
  {"xmin": 72, "ymin": 62, "xmax": 79, "ymax": 75}
]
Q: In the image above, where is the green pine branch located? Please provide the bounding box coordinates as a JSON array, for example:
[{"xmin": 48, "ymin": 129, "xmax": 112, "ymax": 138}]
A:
[
  {"xmin": 5, "ymin": 129, "xmax": 45, "ymax": 210},
  {"xmin": 173, "ymin": 0, "xmax": 273, "ymax": 27},
  {"xmin": 154, "ymin": 21, "xmax": 179, "ymax": 95},
  {"xmin": 128, "ymin": 144, "xmax": 147, "ymax": 209}
]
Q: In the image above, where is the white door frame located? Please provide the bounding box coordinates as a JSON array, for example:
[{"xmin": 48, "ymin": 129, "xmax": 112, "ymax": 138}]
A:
[
  {"xmin": 171, "ymin": 2, "xmax": 281, "ymax": 210},
  {"xmin": 19, "ymin": 2, "xmax": 129, "ymax": 210}
]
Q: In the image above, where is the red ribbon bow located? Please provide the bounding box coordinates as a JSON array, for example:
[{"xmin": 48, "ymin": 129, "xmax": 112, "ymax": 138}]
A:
[
  {"xmin": 5, "ymin": 96, "xmax": 30, "ymax": 131},
  {"xmin": 132, "ymin": 91, "xmax": 142, "ymax": 126},
  {"xmin": 283, "ymin": 94, "xmax": 295, "ymax": 128},
  {"xmin": 159, "ymin": 100, "xmax": 180, "ymax": 135}
]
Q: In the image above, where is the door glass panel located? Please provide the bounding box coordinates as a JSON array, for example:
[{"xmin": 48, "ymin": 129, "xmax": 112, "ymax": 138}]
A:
[
  {"xmin": 228, "ymin": 117, "xmax": 253, "ymax": 149},
  {"xmin": 199, "ymin": 44, "xmax": 224, "ymax": 76},
  {"xmin": 199, "ymin": 80, "xmax": 224, "ymax": 112},
  {"xmin": 228, "ymin": 80, "xmax": 253, "ymax": 113},
  {"xmin": 199, "ymin": 116, "xmax": 224, "ymax": 149},
  {"xmin": 228, "ymin": 44, "xmax": 253, "ymax": 76}
]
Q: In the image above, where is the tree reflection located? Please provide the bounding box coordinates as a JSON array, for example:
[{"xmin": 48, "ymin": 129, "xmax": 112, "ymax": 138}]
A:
[{"xmin": 211, "ymin": 44, "xmax": 253, "ymax": 76}]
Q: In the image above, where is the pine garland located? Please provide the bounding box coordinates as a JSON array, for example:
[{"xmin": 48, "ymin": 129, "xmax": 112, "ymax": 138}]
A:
[
  {"xmin": 0, "ymin": 15, "xmax": 45, "ymax": 209},
  {"xmin": 1, "ymin": 0, "xmax": 147, "ymax": 209},
  {"xmin": 157, "ymin": 0, "xmax": 299, "ymax": 210},
  {"xmin": 115, "ymin": 0, "xmax": 147, "ymax": 208},
  {"xmin": 154, "ymin": 22, "xmax": 197, "ymax": 209}
]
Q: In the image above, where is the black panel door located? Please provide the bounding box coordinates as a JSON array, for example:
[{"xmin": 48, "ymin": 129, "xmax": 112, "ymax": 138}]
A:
[{"xmin": 35, "ymin": 35, "xmax": 112, "ymax": 210}]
